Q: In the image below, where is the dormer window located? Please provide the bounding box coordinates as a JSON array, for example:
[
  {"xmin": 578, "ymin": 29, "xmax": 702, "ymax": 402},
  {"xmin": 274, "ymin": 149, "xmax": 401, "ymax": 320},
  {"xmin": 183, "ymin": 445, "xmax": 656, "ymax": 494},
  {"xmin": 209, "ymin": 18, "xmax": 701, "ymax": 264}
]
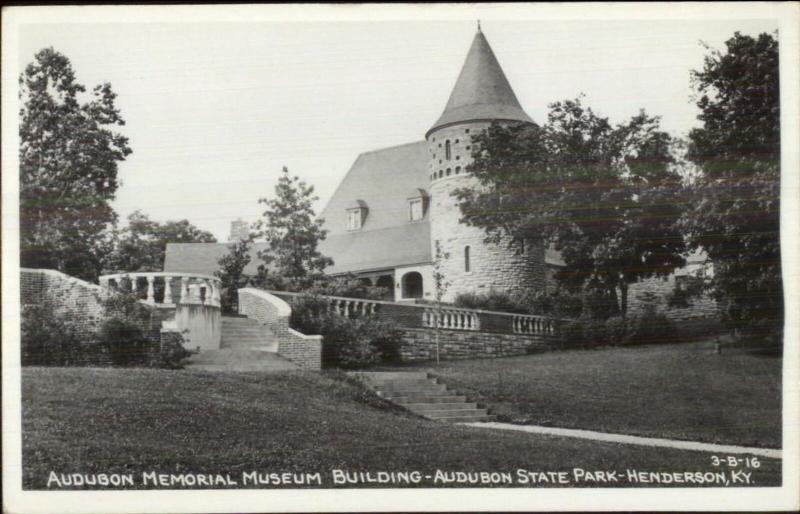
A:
[
  {"xmin": 406, "ymin": 188, "xmax": 429, "ymax": 222},
  {"xmin": 346, "ymin": 200, "xmax": 368, "ymax": 231}
]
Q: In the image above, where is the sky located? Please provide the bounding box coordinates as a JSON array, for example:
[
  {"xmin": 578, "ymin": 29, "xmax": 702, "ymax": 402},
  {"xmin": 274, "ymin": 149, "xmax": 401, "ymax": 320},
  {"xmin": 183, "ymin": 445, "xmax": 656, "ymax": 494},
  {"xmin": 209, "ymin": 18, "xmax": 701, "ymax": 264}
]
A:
[{"xmin": 17, "ymin": 11, "xmax": 779, "ymax": 241}]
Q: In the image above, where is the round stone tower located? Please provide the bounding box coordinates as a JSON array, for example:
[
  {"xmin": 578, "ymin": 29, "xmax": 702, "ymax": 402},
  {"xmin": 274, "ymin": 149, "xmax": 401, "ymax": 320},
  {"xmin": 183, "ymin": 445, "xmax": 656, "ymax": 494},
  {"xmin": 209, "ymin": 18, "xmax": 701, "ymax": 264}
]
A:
[{"xmin": 426, "ymin": 27, "xmax": 545, "ymax": 302}]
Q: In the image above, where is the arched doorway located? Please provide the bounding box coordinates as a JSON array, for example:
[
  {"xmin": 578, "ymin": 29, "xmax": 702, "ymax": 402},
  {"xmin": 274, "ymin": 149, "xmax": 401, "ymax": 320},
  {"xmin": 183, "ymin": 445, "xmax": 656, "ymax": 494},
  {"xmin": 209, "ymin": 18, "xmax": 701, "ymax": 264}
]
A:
[
  {"xmin": 401, "ymin": 272, "xmax": 423, "ymax": 299},
  {"xmin": 375, "ymin": 275, "xmax": 394, "ymax": 300}
]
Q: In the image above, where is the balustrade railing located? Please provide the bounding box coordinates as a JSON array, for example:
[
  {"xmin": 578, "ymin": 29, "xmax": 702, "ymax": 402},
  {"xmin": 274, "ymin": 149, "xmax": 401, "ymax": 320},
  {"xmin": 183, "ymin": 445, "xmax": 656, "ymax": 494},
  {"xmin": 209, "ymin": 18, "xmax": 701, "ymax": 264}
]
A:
[
  {"xmin": 99, "ymin": 272, "xmax": 221, "ymax": 308},
  {"xmin": 422, "ymin": 307, "xmax": 479, "ymax": 331},
  {"xmin": 512, "ymin": 313, "xmax": 556, "ymax": 335},
  {"xmin": 269, "ymin": 290, "xmax": 563, "ymax": 336}
]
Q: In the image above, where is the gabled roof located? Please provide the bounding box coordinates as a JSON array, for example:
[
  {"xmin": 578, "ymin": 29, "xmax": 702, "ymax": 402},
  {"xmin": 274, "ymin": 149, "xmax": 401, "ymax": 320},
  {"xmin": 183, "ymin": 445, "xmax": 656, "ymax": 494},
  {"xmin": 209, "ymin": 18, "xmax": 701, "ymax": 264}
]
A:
[
  {"xmin": 428, "ymin": 29, "xmax": 532, "ymax": 136},
  {"xmin": 164, "ymin": 242, "xmax": 268, "ymax": 276},
  {"xmin": 317, "ymin": 141, "xmax": 432, "ymax": 273}
]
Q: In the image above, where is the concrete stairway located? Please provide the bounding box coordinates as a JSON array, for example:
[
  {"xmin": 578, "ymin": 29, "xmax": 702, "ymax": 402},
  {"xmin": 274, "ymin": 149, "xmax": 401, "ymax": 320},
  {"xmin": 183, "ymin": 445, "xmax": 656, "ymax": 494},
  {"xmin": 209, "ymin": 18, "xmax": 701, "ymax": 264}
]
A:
[
  {"xmin": 185, "ymin": 315, "xmax": 297, "ymax": 372},
  {"xmin": 355, "ymin": 371, "xmax": 495, "ymax": 422}
]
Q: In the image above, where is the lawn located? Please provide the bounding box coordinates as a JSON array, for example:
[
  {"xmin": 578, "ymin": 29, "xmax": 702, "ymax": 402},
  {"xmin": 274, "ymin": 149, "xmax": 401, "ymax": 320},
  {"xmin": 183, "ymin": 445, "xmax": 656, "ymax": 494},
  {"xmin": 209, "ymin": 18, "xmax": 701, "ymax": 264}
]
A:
[
  {"xmin": 384, "ymin": 341, "xmax": 782, "ymax": 448},
  {"xmin": 21, "ymin": 367, "xmax": 780, "ymax": 489}
]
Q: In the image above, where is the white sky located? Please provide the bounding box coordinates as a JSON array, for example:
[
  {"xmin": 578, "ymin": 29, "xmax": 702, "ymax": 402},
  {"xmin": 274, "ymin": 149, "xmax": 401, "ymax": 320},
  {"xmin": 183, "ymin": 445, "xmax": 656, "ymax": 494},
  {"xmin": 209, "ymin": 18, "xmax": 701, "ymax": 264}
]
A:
[{"xmin": 18, "ymin": 15, "xmax": 778, "ymax": 241}]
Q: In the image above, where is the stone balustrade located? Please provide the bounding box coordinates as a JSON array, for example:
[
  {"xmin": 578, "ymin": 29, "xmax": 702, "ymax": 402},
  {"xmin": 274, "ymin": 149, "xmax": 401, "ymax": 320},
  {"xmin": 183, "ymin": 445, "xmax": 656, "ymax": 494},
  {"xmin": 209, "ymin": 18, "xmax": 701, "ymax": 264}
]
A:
[
  {"xmin": 422, "ymin": 307, "xmax": 480, "ymax": 331},
  {"xmin": 99, "ymin": 272, "xmax": 221, "ymax": 308},
  {"xmin": 328, "ymin": 297, "xmax": 379, "ymax": 316},
  {"xmin": 512, "ymin": 313, "xmax": 556, "ymax": 335}
]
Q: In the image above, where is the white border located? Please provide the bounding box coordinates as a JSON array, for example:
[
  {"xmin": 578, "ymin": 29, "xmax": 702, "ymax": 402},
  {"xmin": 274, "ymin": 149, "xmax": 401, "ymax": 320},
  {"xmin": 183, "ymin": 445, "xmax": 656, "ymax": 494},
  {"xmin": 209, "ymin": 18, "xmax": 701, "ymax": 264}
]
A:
[{"xmin": 3, "ymin": 3, "xmax": 799, "ymax": 512}]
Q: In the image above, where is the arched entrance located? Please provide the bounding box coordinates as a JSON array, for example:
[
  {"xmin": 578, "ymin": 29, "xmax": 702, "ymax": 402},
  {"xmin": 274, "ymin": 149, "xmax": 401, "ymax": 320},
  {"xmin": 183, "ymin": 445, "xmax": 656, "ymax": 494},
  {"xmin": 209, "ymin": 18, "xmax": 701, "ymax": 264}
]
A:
[
  {"xmin": 401, "ymin": 272, "xmax": 423, "ymax": 299},
  {"xmin": 375, "ymin": 275, "xmax": 394, "ymax": 300}
]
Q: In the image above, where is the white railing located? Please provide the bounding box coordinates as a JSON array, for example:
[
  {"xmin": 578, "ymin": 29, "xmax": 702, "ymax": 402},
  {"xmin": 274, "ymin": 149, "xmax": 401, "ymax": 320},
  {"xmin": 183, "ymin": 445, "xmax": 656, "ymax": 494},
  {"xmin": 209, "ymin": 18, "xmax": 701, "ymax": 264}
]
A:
[
  {"xmin": 422, "ymin": 307, "xmax": 479, "ymax": 331},
  {"xmin": 512, "ymin": 314, "xmax": 556, "ymax": 335},
  {"xmin": 99, "ymin": 272, "xmax": 221, "ymax": 308},
  {"xmin": 329, "ymin": 297, "xmax": 379, "ymax": 316}
]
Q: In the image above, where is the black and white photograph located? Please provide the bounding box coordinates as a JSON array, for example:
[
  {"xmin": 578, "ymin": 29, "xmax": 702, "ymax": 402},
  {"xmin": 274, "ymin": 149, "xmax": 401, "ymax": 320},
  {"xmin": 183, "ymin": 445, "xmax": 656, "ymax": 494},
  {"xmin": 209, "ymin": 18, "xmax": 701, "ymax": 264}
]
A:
[{"xmin": 2, "ymin": 3, "xmax": 799, "ymax": 513}]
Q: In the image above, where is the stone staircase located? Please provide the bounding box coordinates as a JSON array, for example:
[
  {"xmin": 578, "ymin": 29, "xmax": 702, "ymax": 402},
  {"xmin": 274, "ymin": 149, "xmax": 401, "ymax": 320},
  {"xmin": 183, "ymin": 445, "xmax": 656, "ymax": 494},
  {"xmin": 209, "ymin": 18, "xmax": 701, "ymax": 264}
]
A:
[
  {"xmin": 355, "ymin": 371, "xmax": 495, "ymax": 422},
  {"xmin": 186, "ymin": 315, "xmax": 297, "ymax": 372}
]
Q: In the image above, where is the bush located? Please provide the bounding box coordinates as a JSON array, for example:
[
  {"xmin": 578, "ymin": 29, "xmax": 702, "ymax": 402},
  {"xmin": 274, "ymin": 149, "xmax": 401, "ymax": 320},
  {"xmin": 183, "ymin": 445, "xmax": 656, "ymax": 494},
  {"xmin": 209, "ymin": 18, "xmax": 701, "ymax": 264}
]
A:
[
  {"xmin": 289, "ymin": 293, "xmax": 403, "ymax": 368},
  {"xmin": 627, "ymin": 303, "xmax": 679, "ymax": 345},
  {"xmin": 99, "ymin": 292, "xmax": 159, "ymax": 366},
  {"xmin": 453, "ymin": 290, "xmax": 530, "ymax": 314},
  {"xmin": 152, "ymin": 331, "xmax": 194, "ymax": 369},
  {"xmin": 563, "ymin": 303, "xmax": 679, "ymax": 348},
  {"xmin": 21, "ymin": 302, "xmax": 99, "ymax": 366}
]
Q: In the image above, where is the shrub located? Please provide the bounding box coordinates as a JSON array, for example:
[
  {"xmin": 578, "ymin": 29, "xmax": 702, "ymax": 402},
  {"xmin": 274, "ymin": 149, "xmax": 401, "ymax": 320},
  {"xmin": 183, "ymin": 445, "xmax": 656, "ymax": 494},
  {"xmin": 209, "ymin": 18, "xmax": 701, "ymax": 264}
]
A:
[
  {"xmin": 289, "ymin": 293, "xmax": 403, "ymax": 368},
  {"xmin": 21, "ymin": 302, "xmax": 98, "ymax": 366},
  {"xmin": 453, "ymin": 290, "xmax": 529, "ymax": 314},
  {"xmin": 627, "ymin": 303, "xmax": 679, "ymax": 345},
  {"xmin": 522, "ymin": 289, "xmax": 584, "ymax": 318},
  {"xmin": 98, "ymin": 292, "xmax": 159, "ymax": 366},
  {"xmin": 152, "ymin": 331, "xmax": 194, "ymax": 369}
]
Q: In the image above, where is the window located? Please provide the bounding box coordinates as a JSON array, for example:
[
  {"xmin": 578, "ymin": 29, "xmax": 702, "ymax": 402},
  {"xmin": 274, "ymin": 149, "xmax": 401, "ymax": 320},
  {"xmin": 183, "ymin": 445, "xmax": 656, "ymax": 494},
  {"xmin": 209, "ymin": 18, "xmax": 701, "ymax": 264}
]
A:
[
  {"xmin": 455, "ymin": 166, "xmax": 461, "ymax": 174},
  {"xmin": 438, "ymin": 170, "xmax": 443, "ymax": 178},
  {"xmin": 465, "ymin": 128, "xmax": 470, "ymax": 134},
  {"xmin": 464, "ymin": 246, "xmax": 471, "ymax": 272},
  {"xmin": 409, "ymin": 198, "xmax": 424, "ymax": 221},
  {"xmin": 347, "ymin": 209, "xmax": 362, "ymax": 231},
  {"xmin": 446, "ymin": 168, "xmax": 451, "ymax": 176},
  {"xmin": 445, "ymin": 140, "xmax": 451, "ymax": 160}
]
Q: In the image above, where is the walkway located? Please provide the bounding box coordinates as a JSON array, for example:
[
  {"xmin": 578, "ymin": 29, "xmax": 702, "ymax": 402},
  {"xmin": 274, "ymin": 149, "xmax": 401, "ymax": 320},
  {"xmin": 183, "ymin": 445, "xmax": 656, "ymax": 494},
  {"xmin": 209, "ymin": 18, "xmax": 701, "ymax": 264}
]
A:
[{"xmin": 459, "ymin": 422, "xmax": 782, "ymax": 460}]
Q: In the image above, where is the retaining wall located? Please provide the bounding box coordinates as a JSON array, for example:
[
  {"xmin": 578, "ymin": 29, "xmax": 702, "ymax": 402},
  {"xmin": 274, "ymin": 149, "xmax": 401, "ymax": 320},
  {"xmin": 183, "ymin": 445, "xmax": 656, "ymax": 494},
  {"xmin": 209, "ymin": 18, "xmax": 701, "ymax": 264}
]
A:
[
  {"xmin": 399, "ymin": 327, "xmax": 561, "ymax": 362},
  {"xmin": 238, "ymin": 288, "xmax": 322, "ymax": 370}
]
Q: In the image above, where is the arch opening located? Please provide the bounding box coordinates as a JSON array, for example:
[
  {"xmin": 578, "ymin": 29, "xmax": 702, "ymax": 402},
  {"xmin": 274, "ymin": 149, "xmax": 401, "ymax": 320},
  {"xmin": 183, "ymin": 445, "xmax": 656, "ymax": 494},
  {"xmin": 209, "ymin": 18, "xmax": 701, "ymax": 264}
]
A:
[{"xmin": 401, "ymin": 272, "xmax": 424, "ymax": 299}]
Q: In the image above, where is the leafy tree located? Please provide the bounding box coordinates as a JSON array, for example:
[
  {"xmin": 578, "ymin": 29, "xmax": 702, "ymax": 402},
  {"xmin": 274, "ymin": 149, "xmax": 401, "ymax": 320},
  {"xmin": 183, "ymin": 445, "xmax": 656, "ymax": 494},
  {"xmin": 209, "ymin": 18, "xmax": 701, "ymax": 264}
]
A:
[
  {"xmin": 19, "ymin": 48, "xmax": 132, "ymax": 280},
  {"xmin": 254, "ymin": 167, "xmax": 333, "ymax": 291},
  {"xmin": 104, "ymin": 210, "xmax": 216, "ymax": 273},
  {"xmin": 456, "ymin": 97, "xmax": 686, "ymax": 317},
  {"xmin": 683, "ymin": 32, "xmax": 781, "ymax": 338},
  {"xmin": 215, "ymin": 236, "xmax": 253, "ymax": 313}
]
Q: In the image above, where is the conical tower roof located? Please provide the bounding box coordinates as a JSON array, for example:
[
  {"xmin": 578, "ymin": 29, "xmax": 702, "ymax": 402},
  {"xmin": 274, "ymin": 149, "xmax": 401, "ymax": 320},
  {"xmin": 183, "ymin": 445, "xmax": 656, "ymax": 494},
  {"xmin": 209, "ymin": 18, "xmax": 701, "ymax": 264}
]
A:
[{"xmin": 427, "ymin": 28, "xmax": 533, "ymax": 137}]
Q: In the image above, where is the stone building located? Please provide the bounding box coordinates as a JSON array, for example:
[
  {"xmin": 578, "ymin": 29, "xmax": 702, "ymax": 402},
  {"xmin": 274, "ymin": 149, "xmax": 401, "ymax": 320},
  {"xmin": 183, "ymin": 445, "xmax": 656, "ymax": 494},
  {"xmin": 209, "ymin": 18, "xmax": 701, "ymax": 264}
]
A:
[{"xmin": 165, "ymin": 27, "xmax": 716, "ymax": 322}]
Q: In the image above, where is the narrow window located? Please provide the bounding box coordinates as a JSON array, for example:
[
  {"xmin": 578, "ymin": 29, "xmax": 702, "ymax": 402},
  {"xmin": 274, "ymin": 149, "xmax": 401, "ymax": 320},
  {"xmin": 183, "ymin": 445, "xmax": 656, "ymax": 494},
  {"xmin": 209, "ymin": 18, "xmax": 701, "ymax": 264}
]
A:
[
  {"xmin": 409, "ymin": 198, "xmax": 424, "ymax": 221},
  {"xmin": 446, "ymin": 168, "xmax": 451, "ymax": 176},
  {"xmin": 347, "ymin": 209, "xmax": 362, "ymax": 231},
  {"xmin": 455, "ymin": 166, "xmax": 461, "ymax": 174},
  {"xmin": 464, "ymin": 246, "xmax": 471, "ymax": 272},
  {"xmin": 439, "ymin": 170, "xmax": 443, "ymax": 178},
  {"xmin": 465, "ymin": 128, "xmax": 470, "ymax": 134},
  {"xmin": 445, "ymin": 140, "xmax": 451, "ymax": 160}
]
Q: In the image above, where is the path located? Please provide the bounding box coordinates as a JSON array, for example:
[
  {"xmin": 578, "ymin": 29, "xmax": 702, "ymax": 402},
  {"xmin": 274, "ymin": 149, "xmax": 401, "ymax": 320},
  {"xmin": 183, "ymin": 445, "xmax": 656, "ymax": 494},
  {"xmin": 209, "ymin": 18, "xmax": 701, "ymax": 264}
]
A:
[{"xmin": 459, "ymin": 421, "xmax": 782, "ymax": 459}]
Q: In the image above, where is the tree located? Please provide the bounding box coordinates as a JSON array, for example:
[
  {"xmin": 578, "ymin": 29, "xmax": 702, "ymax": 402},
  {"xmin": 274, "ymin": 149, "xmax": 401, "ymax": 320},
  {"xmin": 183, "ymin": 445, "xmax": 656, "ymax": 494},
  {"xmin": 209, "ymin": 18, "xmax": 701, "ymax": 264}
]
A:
[
  {"xmin": 215, "ymin": 236, "xmax": 253, "ymax": 313},
  {"xmin": 19, "ymin": 48, "xmax": 132, "ymax": 280},
  {"xmin": 683, "ymin": 32, "xmax": 781, "ymax": 338},
  {"xmin": 104, "ymin": 210, "xmax": 216, "ymax": 273},
  {"xmin": 254, "ymin": 167, "xmax": 333, "ymax": 291},
  {"xmin": 431, "ymin": 240, "xmax": 450, "ymax": 364},
  {"xmin": 456, "ymin": 97, "xmax": 686, "ymax": 318}
]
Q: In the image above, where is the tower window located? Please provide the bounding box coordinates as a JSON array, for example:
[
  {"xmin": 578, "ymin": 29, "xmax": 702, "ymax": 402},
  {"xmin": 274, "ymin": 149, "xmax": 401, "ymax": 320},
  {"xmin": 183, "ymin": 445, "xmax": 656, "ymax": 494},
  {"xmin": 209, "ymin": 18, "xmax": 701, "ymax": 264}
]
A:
[
  {"xmin": 455, "ymin": 166, "xmax": 461, "ymax": 174},
  {"xmin": 438, "ymin": 170, "xmax": 443, "ymax": 178},
  {"xmin": 465, "ymin": 129, "xmax": 470, "ymax": 134},
  {"xmin": 464, "ymin": 246, "xmax": 471, "ymax": 273},
  {"xmin": 446, "ymin": 168, "xmax": 451, "ymax": 176},
  {"xmin": 347, "ymin": 209, "xmax": 362, "ymax": 231},
  {"xmin": 409, "ymin": 198, "xmax": 424, "ymax": 221},
  {"xmin": 466, "ymin": 146, "xmax": 471, "ymax": 150},
  {"xmin": 445, "ymin": 140, "xmax": 451, "ymax": 160},
  {"xmin": 455, "ymin": 139, "xmax": 459, "ymax": 143},
  {"xmin": 455, "ymin": 155, "xmax": 460, "ymax": 160}
]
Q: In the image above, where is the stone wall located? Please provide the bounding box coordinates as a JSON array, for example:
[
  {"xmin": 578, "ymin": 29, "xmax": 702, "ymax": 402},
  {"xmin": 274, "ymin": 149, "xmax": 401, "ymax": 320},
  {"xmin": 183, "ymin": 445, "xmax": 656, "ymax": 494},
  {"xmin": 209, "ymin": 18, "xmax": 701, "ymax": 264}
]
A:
[
  {"xmin": 428, "ymin": 122, "xmax": 546, "ymax": 302},
  {"xmin": 628, "ymin": 274, "xmax": 723, "ymax": 337},
  {"xmin": 399, "ymin": 327, "xmax": 561, "ymax": 362},
  {"xmin": 20, "ymin": 268, "xmax": 165, "ymax": 365},
  {"xmin": 238, "ymin": 288, "xmax": 322, "ymax": 370}
]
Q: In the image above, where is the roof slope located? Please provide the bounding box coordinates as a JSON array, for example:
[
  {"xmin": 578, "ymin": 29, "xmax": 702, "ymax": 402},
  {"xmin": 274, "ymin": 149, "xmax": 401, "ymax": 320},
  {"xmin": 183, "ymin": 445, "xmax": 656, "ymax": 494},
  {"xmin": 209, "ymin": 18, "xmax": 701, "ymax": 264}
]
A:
[
  {"xmin": 164, "ymin": 242, "xmax": 268, "ymax": 276},
  {"xmin": 428, "ymin": 29, "xmax": 532, "ymax": 136},
  {"xmin": 317, "ymin": 141, "xmax": 432, "ymax": 273}
]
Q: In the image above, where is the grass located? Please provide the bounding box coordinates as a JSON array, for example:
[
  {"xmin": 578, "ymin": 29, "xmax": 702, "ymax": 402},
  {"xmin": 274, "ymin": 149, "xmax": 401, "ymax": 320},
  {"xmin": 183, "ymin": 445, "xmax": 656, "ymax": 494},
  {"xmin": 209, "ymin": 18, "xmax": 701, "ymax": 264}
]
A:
[
  {"xmin": 381, "ymin": 340, "xmax": 782, "ymax": 448},
  {"xmin": 21, "ymin": 367, "xmax": 780, "ymax": 489}
]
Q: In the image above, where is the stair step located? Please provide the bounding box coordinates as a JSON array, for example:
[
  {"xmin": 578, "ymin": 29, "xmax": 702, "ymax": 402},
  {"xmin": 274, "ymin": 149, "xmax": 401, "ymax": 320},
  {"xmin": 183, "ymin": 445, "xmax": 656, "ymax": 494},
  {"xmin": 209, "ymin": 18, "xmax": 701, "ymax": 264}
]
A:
[
  {"xmin": 354, "ymin": 371, "xmax": 429, "ymax": 381},
  {"xmin": 375, "ymin": 383, "xmax": 447, "ymax": 394},
  {"xmin": 429, "ymin": 414, "xmax": 496, "ymax": 422},
  {"xmin": 422, "ymin": 408, "xmax": 488, "ymax": 418},
  {"xmin": 403, "ymin": 402, "xmax": 477, "ymax": 412},
  {"xmin": 389, "ymin": 395, "xmax": 467, "ymax": 404},
  {"xmin": 367, "ymin": 378, "xmax": 438, "ymax": 387}
]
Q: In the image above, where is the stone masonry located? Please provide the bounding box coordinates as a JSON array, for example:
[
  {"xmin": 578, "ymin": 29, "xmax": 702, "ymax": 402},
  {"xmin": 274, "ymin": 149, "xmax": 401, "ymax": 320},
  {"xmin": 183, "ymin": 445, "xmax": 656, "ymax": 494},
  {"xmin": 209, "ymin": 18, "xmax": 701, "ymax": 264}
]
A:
[
  {"xmin": 428, "ymin": 122, "xmax": 546, "ymax": 302},
  {"xmin": 237, "ymin": 288, "xmax": 322, "ymax": 370}
]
